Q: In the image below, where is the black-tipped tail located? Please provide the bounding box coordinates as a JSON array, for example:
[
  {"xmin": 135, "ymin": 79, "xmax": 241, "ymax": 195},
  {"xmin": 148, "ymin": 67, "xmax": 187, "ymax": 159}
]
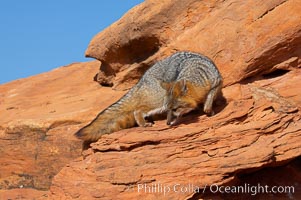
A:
[{"xmin": 74, "ymin": 124, "xmax": 102, "ymax": 142}]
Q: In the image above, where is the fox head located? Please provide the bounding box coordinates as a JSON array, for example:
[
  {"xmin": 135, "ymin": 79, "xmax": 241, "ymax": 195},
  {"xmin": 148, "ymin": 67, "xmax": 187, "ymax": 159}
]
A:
[{"xmin": 161, "ymin": 80, "xmax": 198, "ymax": 126}]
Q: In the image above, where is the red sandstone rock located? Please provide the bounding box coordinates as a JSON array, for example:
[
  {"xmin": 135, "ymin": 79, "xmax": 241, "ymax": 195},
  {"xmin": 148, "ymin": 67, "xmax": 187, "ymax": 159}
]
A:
[
  {"xmin": 0, "ymin": 61, "xmax": 126, "ymax": 193},
  {"xmin": 86, "ymin": 0, "xmax": 301, "ymax": 90},
  {"xmin": 0, "ymin": 188, "xmax": 49, "ymax": 200},
  {"xmin": 1, "ymin": 0, "xmax": 301, "ymax": 199},
  {"xmin": 49, "ymin": 69, "xmax": 301, "ymax": 199},
  {"xmin": 50, "ymin": 0, "xmax": 301, "ymax": 199}
]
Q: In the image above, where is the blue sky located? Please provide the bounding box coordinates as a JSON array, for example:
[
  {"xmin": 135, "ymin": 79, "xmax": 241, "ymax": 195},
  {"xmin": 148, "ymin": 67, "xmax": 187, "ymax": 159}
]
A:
[{"xmin": 0, "ymin": 1, "xmax": 144, "ymax": 84}]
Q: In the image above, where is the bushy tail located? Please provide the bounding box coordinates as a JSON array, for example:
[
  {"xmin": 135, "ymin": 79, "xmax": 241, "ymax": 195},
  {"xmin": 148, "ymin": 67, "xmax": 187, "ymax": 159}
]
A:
[
  {"xmin": 75, "ymin": 112, "xmax": 112, "ymax": 142},
  {"xmin": 75, "ymin": 93, "xmax": 137, "ymax": 142}
]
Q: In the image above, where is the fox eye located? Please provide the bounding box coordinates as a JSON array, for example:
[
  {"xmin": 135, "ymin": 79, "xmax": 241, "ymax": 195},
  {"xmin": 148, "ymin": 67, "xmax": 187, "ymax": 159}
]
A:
[{"xmin": 172, "ymin": 108, "xmax": 177, "ymax": 112}]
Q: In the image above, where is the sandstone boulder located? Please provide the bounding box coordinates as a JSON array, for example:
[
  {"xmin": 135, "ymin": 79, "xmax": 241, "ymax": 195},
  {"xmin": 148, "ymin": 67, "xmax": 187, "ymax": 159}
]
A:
[
  {"xmin": 1, "ymin": 0, "xmax": 301, "ymax": 199},
  {"xmin": 50, "ymin": 0, "xmax": 301, "ymax": 199},
  {"xmin": 50, "ymin": 68, "xmax": 301, "ymax": 199},
  {"xmin": 86, "ymin": 0, "xmax": 301, "ymax": 90},
  {"xmin": 0, "ymin": 61, "xmax": 126, "ymax": 196}
]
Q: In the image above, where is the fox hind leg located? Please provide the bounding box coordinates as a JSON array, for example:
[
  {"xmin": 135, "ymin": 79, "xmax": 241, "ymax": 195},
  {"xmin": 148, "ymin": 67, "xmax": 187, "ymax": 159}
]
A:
[
  {"xmin": 134, "ymin": 110, "xmax": 153, "ymax": 127},
  {"xmin": 204, "ymin": 86, "xmax": 221, "ymax": 116}
]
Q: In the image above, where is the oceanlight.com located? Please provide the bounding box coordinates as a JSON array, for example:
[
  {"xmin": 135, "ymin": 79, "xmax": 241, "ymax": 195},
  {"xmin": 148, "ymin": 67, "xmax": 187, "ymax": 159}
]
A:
[{"xmin": 136, "ymin": 183, "xmax": 295, "ymax": 196}]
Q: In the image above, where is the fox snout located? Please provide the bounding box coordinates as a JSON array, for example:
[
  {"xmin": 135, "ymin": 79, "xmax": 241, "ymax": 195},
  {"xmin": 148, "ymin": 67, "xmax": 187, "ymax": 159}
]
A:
[{"xmin": 166, "ymin": 107, "xmax": 195, "ymax": 126}]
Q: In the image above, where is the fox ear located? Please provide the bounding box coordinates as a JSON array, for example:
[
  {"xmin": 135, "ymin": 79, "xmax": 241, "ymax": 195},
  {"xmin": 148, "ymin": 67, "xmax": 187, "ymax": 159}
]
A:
[{"xmin": 160, "ymin": 82, "xmax": 172, "ymax": 90}]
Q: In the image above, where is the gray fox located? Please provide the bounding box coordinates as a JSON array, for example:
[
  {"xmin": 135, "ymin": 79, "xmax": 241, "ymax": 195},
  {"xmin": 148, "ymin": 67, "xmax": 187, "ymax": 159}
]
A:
[{"xmin": 75, "ymin": 52, "xmax": 222, "ymax": 142}]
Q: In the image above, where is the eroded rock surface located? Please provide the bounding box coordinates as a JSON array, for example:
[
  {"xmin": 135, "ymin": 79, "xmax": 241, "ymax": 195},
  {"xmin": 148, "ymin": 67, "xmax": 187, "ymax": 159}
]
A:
[
  {"xmin": 0, "ymin": 61, "xmax": 126, "ymax": 194},
  {"xmin": 86, "ymin": 0, "xmax": 301, "ymax": 90},
  {"xmin": 49, "ymin": 68, "xmax": 301, "ymax": 199},
  {"xmin": 1, "ymin": 0, "xmax": 301, "ymax": 199}
]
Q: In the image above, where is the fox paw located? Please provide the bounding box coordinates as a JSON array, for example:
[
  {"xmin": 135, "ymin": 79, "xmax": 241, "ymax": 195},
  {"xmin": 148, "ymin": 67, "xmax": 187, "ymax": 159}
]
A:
[
  {"xmin": 144, "ymin": 122, "xmax": 153, "ymax": 127},
  {"xmin": 204, "ymin": 109, "xmax": 215, "ymax": 116}
]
